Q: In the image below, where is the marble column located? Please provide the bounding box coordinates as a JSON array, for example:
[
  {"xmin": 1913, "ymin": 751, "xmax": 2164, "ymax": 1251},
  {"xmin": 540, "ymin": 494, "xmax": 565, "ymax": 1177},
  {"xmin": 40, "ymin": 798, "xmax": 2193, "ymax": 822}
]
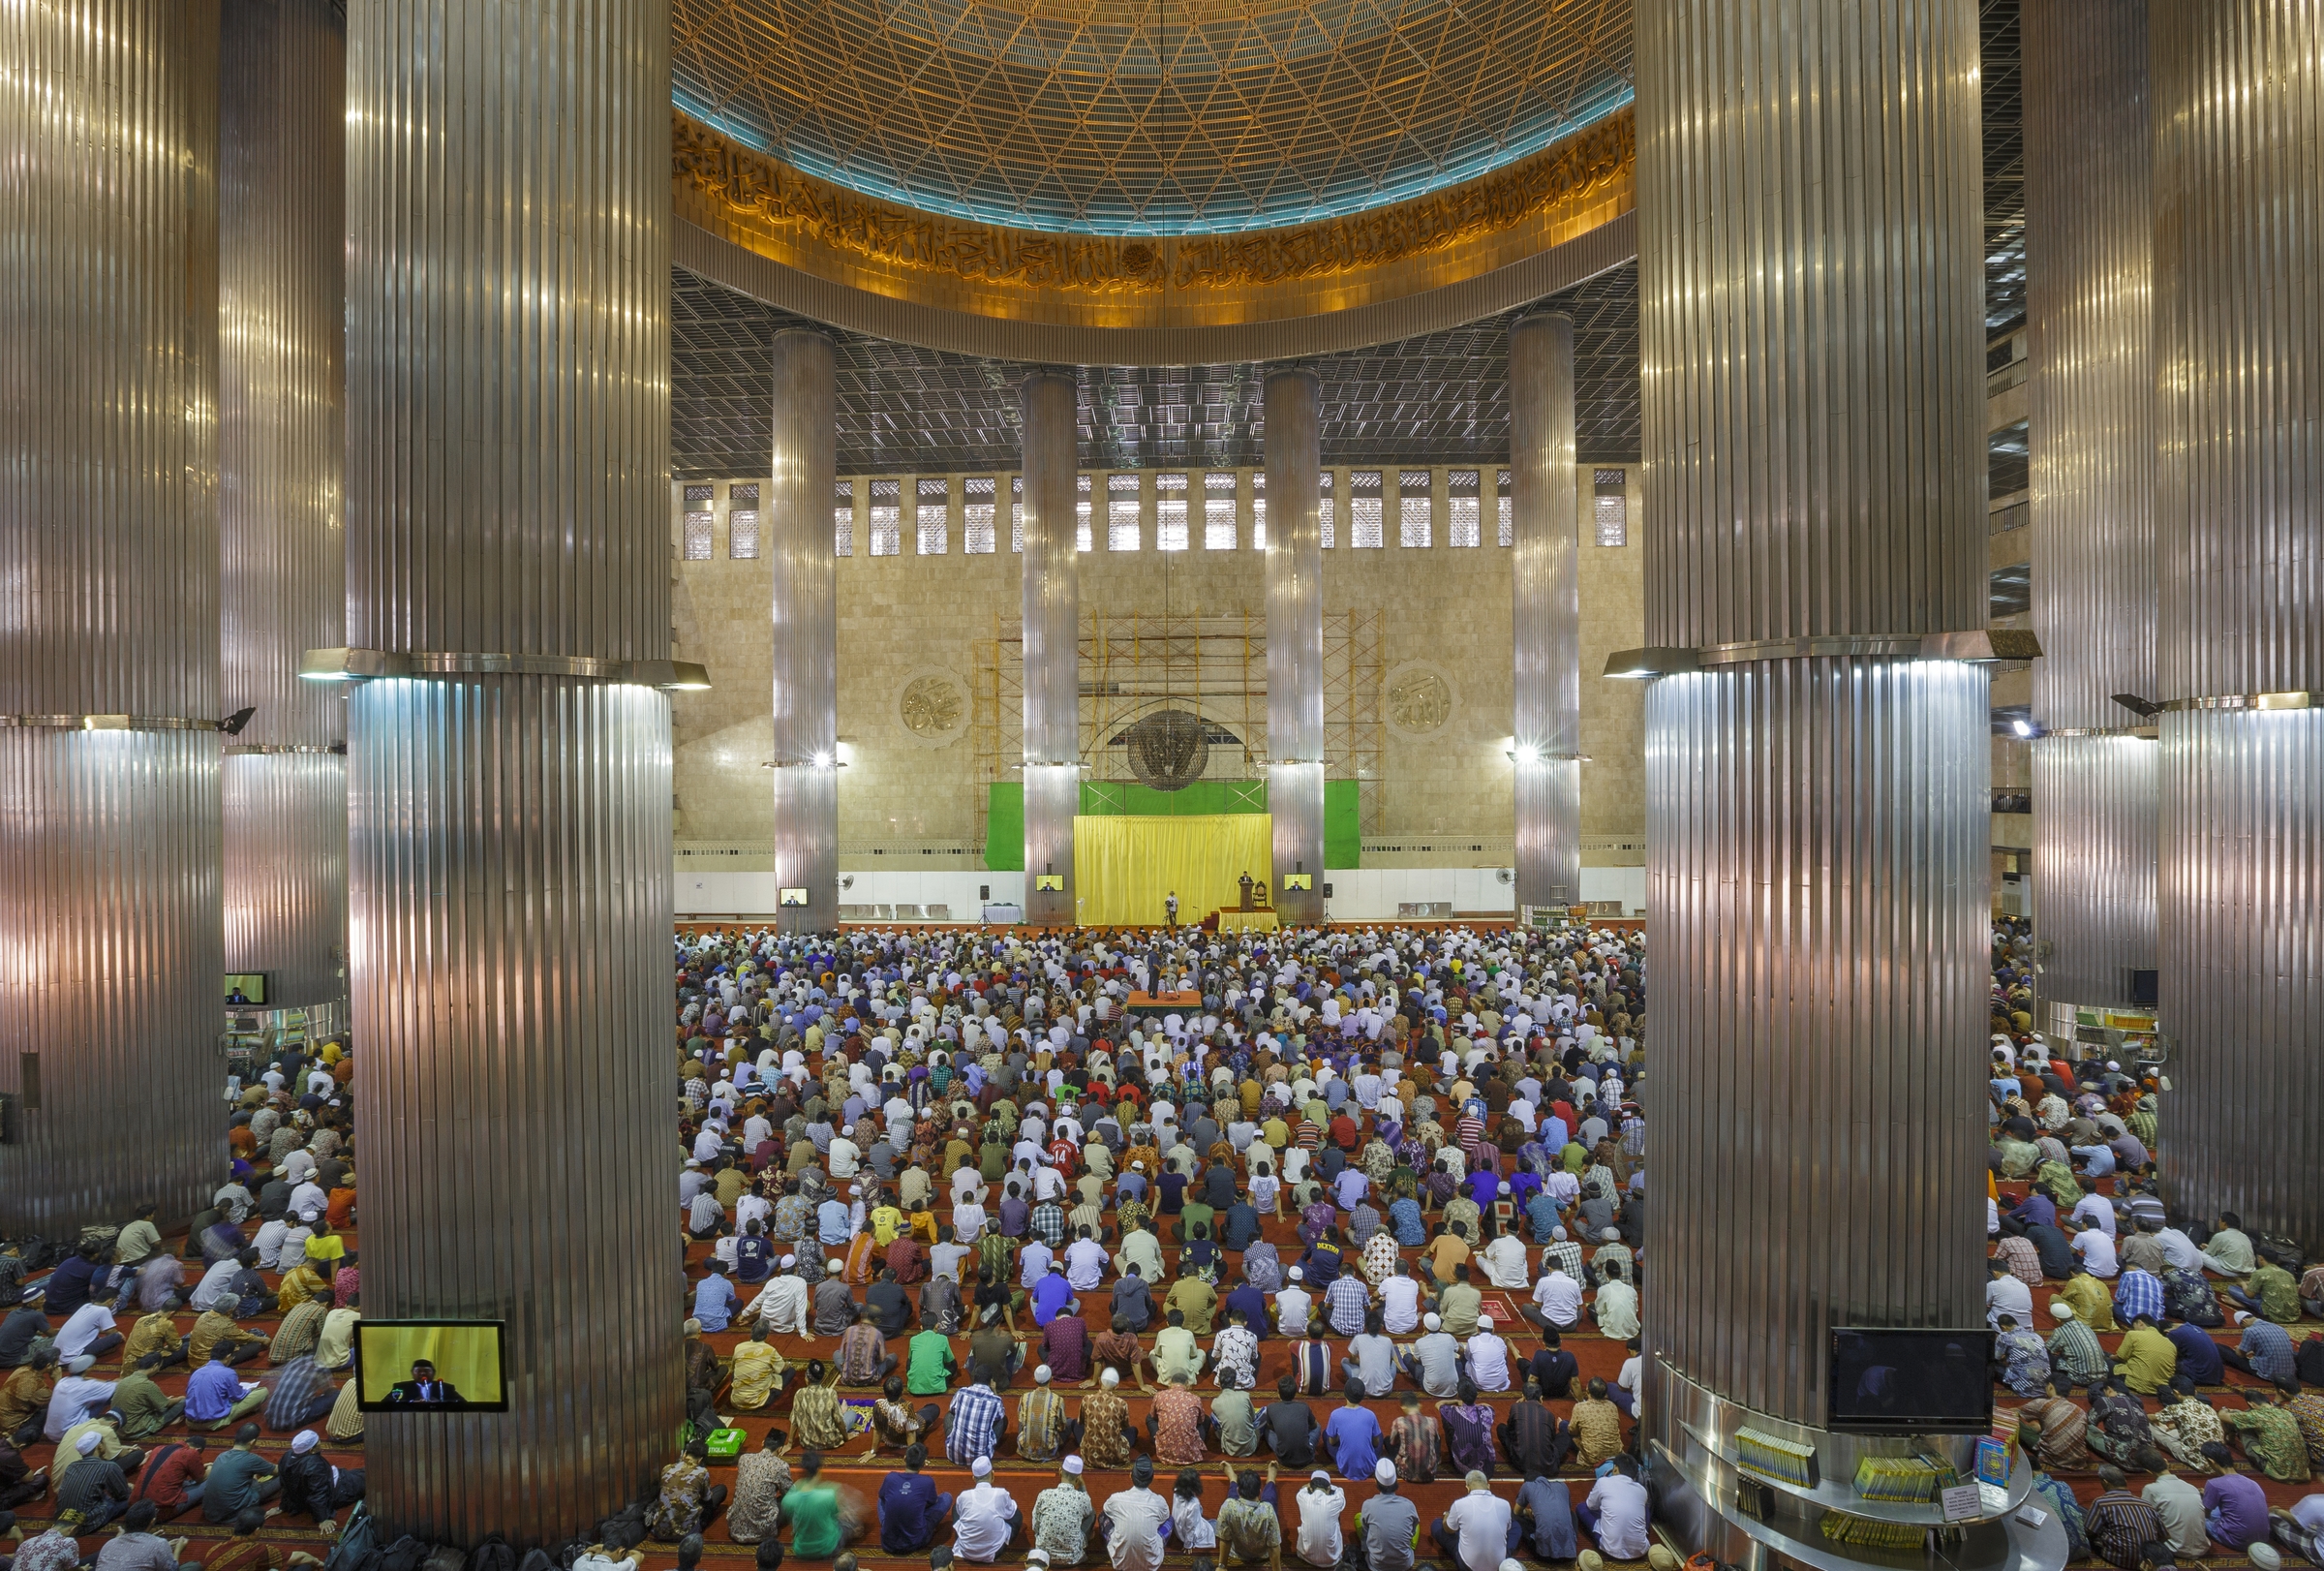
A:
[
  {"xmin": 1265, "ymin": 368, "xmax": 1326, "ymax": 927},
  {"xmin": 2025, "ymin": 0, "xmax": 2157, "ymax": 1035},
  {"xmin": 220, "ymin": 0, "xmax": 349, "ymax": 1017},
  {"xmin": 768, "ymin": 329, "xmax": 838, "ymax": 935},
  {"xmin": 1021, "ymin": 373, "xmax": 1081, "ymax": 925},
  {"xmin": 1636, "ymin": 0, "xmax": 1990, "ymax": 1463},
  {"xmin": 1510, "ymin": 312, "xmax": 1582, "ymax": 912},
  {"xmin": 2154, "ymin": 0, "xmax": 2324, "ymax": 1245},
  {"xmin": 0, "ymin": 0, "xmax": 223, "ymax": 1232},
  {"xmin": 343, "ymin": 0, "xmax": 679, "ymax": 1541}
]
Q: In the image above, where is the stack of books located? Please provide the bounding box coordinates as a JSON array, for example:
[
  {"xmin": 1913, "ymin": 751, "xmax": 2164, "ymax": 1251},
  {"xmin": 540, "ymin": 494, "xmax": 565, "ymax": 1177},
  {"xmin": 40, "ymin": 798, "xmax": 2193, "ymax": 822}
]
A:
[
  {"xmin": 1735, "ymin": 1427, "xmax": 1819, "ymax": 1488},
  {"xmin": 1822, "ymin": 1512, "xmax": 1929, "ymax": 1551},
  {"xmin": 1852, "ymin": 1454, "xmax": 1947, "ymax": 1503}
]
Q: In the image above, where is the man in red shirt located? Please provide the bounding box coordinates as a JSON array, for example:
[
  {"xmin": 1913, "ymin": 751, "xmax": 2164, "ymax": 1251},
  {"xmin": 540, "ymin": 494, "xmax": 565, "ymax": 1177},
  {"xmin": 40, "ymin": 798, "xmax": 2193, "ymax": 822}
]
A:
[{"xmin": 130, "ymin": 1434, "xmax": 207, "ymax": 1522}]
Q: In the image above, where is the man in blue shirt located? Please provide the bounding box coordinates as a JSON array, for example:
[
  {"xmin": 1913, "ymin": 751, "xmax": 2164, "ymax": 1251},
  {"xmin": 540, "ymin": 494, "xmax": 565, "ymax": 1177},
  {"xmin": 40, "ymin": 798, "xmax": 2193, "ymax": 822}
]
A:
[
  {"xmin": 879, "ymin": 1443, "xmax": 954, "ymax": 1553},
  {"xmin": 692, "ymin": 1261, "xmax": 738, "ymax": 1333},
  {"xmin": 1325, "ymin": 1382, "xmax": 1385, "ymax": 1481},
  {"xmin": 816, "ymin": 1195, "xmax": 853, "ymax": 1247},
  {"xmin": 1221, "ymin": 1200, "xmax": 1264, "ymax": 1251},
  {"xmin": 733, "ymin": 1222, "xmax": 773, "ymax": 1285},
  {"xmin": 184, "ymin": 1347, "xmax": 267, "ymax": 1429},
  {"xmin": 1030, "ymin": 1264, "xmax": 1075, "ymax": 1327}
]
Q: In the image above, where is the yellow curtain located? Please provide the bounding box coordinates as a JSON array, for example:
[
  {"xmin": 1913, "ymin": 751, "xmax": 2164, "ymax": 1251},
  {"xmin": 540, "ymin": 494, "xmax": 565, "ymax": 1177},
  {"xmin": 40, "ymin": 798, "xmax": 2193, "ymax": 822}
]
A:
[{"xmin": 1073, "ymin": 814, "xmax": 1272, "ymax": 927}]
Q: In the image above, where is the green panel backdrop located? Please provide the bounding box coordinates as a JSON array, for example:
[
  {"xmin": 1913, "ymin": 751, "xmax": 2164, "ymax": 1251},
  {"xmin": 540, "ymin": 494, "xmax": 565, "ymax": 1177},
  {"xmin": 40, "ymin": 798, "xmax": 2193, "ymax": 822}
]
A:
[{"xmin": 986, "ymin": 779, "xmax": 1361, "ymax": 872}]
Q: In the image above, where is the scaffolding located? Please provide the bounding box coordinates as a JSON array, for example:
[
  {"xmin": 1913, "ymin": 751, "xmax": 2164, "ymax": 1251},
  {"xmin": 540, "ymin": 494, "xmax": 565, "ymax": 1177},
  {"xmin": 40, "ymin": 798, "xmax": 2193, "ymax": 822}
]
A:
[{"xmin": 971, "ymin": 604, "xmax": 1387, "ymax": 851}]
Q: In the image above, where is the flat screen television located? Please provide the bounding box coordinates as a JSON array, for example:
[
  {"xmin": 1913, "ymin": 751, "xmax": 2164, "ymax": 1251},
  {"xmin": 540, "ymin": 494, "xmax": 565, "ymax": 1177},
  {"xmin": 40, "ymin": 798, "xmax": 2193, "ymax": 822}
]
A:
[
  {"xmin": 224, "ymin": 973, "xmax": 268, "ymax": 1006},
  {"xmin": 1827, "ymin": 1326, "xmax": 1995, "ymax": 1432},
  {"xmin": 354, "ymin": 1319, "xmax": 509, "ymax": 1412}
]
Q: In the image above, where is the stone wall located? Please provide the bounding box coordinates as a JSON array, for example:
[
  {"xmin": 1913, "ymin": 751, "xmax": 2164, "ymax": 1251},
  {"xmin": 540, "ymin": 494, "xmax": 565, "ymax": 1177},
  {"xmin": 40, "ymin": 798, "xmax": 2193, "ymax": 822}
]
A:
[{"xmin": 668, "ymin": 462, "xmax": 1644, "ymax": 871}]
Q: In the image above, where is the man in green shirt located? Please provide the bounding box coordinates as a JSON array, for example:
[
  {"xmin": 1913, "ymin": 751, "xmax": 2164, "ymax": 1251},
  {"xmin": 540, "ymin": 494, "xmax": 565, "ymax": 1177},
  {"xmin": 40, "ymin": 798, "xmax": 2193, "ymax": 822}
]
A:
[
  {"xmin": 907, "ymin": 1328, "xmax": 958, "ymax": 1396},
  {"xmin": 779, "ymin": 1460, "xmax": 849, "ymax": 1557},
  {"xmin": 2230, "ymin": 1260, "xmax": 2304, "ymax": 1325},
  {"xmin": 1165, "ymin": 1273, "xmax": 1218, "ymax": 1335},
  {"xmin": 2222, "ymin": 1388, "xmax": 2311, "ymax": 1483},
  {"xmin": 200, "ymin": 1425, "xmax": 279, "ymax": 1524}
]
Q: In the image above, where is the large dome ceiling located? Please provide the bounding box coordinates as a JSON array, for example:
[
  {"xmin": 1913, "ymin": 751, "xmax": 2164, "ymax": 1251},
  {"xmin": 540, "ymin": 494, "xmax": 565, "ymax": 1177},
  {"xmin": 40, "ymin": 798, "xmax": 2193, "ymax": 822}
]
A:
[{"xmin": 671, "ymin": 0, "xmax": 1635, "ymax": 236}]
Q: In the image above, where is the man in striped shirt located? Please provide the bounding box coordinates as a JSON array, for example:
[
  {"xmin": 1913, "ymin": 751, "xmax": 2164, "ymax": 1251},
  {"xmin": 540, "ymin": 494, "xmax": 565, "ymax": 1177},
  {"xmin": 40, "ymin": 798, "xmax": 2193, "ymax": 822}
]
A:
[
  {"xmin": 2084, "ymin": 1465, "xmax": 2165, "ymax": 1570},
  {"xmin": 946, "ymin": 1377, "xmax": 1005, "ymax": 1465}
]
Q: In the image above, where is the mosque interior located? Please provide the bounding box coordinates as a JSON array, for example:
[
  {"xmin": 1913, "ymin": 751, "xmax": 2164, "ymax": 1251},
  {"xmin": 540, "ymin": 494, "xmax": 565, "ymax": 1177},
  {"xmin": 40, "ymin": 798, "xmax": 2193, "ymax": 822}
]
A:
[{"xmin": 1, "ymin": 3, "xmax": 2319, "ymax": 1571}]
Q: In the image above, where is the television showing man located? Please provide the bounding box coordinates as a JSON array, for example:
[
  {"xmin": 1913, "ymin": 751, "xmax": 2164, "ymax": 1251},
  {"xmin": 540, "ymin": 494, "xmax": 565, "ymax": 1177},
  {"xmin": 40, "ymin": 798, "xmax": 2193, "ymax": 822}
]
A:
[{"xmin": 385, "ymin": 1361, "xmax": 465, "ymax": 1406}]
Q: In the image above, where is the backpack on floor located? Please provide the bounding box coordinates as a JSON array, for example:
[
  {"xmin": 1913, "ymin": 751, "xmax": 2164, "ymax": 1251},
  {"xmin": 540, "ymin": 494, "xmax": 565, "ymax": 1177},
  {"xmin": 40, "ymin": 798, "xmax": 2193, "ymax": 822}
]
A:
[
  {"xmin": 375, "ymin": 1536, "xmax": 428, "ymax": 1571},
  {"xmin": 324, "ymin": 1503, "xmax": 382, "ymax": 1571},
  {"xmin": 422, "ymin": 1544, "xmax": 467, "ymax": 1571},
  {"xmin": 466, "ymin": 1533, "xmax": 517, "ymax": 1571}
]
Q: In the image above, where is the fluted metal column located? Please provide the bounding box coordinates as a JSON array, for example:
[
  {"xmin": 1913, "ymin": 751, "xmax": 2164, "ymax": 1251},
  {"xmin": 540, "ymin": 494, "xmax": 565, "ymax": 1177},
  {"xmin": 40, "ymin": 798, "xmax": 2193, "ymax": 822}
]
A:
[
  {"xmin": 346, "ymin": 0, "xmax": 678, "ymax": 1543},
  {"xmin": 1022, "ymin": 373, "xmax": 1081, "ymax": 926},
  {"xmin": 0, "ymin": 0, "xmax": 223, "ymax": 1233},
  {"xmin": 2154, "ymin": 0, "xmax": 2324, "ymax": 1246},
  {"xmin": 769, "ymin": 329, "xmax": 837, "ymax": 935},
  {"xmin": 1511, "ymin": 313, "xmax": 1582, "ymax": 911},
  {"xmin": 2025, "ymin": 1, "xmax": 2157, "ymax": 1032},
  {"xmin": 1637, "ymin": 0, "xmax": 1989, "ymax": 1445},
  {"xmin": 1265, "ymin": 369, "xmax": 1326, "ymax": 927},
  {"xmin": 220, "ymin": 0, "xmax": 348, "ymax": 1016}
]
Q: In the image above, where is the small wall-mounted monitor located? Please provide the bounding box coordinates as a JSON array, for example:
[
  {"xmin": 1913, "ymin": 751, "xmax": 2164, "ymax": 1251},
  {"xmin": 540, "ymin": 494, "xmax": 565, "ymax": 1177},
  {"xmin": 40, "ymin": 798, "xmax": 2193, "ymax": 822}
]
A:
[
  {"xmin": 354, "ymin": 1319, "xmax": 508, "ymax": 1412},
  {"xmin": 1281, "ymin": 873, "xmax": 1313, "ymax": 891},
  {"xmin": 778, "ymin": 887, "xmax": 810, "ymax": 908},
  {"xmin": 1033, "ymin": 874, "xmax": 1065, "ymax": 892},
  {"xmin": 1828, "ymin": 1326, "xmax": 1995, "ymax": 1432},
  {"xmin": 224, "ymin": 973, "xmax": 268, "ymax": 1006}
]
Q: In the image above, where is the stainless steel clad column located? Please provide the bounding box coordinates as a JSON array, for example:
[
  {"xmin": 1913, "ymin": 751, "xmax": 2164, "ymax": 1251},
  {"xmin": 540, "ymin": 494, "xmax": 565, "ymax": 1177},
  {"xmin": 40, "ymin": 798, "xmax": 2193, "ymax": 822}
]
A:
[
  {"xmin": 1265, "ymin": 369, "xmax": 1326, "ymax": 927},
  {"xmin": 220, "ymin": 0, "xmax": 348, "ymax": 1018},
  {"xmin": 2025, "ymin": 2, "xmax": 2157, "ymax": 1042},
  {"xmin": 1636, "ymin": 0, "xmax": 1990, "ymax": 1457},
  {"xmin": 345, "ymin": 0, "xmax": 677, "ymax": 1542},
  {"xmin": 1510, "ymin": 313, "xmax": 1581, "ymax": 914},
  {"xmin": 2154, "ymin": 0, "xmax": 2324, "ymax": 1245},
  {"xmin": 769, "ymin": 329, "xmax": 838, "ymax": 936},
  {"xmin": 1022, "ymin": 373, "xmax": 1081, "ymax": 926},
  {"xmin": 0, "ymin": 0, "xmax": 223, "ymax": 1233}
]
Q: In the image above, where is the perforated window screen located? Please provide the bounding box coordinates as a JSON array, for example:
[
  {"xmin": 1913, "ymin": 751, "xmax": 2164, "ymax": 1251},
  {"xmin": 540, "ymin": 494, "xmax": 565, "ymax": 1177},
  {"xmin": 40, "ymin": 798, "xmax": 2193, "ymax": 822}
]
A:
[
  {"xmin": 870, "ymin": 477, "xmax": 902, "ymax": 557},
  {"xmin": 1319, "ymin": 469, "xmax": 1335, "ymax": 549},
  {"xmin": 1593, "ymin": 467, "xmax": 1630, "ymax": 547},
  {"xmin": 1447, "ymin": 469, "xmax": 1481, "ymax": 548},
  {"xmin": 726, "ymin": 484, "xmax": 759, "ymax": 560},
  {"xmin": 1107, "ymin": 472, "xmax": 1141, "ymax": 551},
  {"xmin": 963, "ymin": 475, "xmax": 996, "ymax": 554},
  {"xmin": 1010, "ymin": 475, "xmax": 1024, "ymax": 552},
  {"xmin": 1250, "ymin": 470, "xmax": 1266, "ymax": 551},
  {"xmin": 684, "ymin": 484, "xmax": 715, "ymax": 504},
  {"xmin": 683, "ymin": 511, "xmax": 713, "ymax": 561},
  {"xmin": 1349, "ymin": 470, "xmax": 1384, "ymax": 548},
  {"xmin": 1496, "ymin": 468, "xmax": 1514, "ymax": 546},
  {"xmin": 1201, "ymin": 471, "xmax": 1238, "ymax": 550},
  {"xmin": 1076, "ymin": 474, "xmax": 1092, "ymax": 553},
  {"xmin": 834, "ymin": 479, "xmax": 855, "ymax": 557},
  {"xmin": 917, "ymin": 477, "xmax": 950, "ymax": 554},
  {"xmin": 1397, "ymin": 469, "xmax": 1433, "ymax": 547},
  {"xmin": 1155, "ymin": 472, "xmax": 1189, "ymax": 551}
]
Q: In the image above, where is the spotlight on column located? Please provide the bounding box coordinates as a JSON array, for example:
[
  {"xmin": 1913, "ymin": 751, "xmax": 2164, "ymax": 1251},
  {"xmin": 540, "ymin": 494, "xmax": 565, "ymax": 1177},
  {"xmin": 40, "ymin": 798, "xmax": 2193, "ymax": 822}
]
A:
[
  {"xmin": 2111, "ymin": 692, "xmax": 2162, "ymax": 719},
  {"xmin": 2012, "ymin": 718, "xmax": 2038, "ymax": 738},
  {"xmin": 811, "ymin": 750, "xmax": 834, "ymax": 768},
  {"xmin": 219, "ymin": 707, "xmax": 257, "ymax": 736},
  {"xmin": 1508, "ymin": 743, "xmax": 1542, "ymax": 765}
]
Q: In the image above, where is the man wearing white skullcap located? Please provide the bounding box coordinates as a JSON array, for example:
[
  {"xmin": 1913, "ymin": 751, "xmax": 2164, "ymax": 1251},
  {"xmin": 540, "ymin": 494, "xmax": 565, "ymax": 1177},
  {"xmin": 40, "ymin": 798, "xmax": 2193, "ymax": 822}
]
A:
[{"xmin": 952, "ymin": 1453, "xmax": 1019, "ymax": 1563}]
